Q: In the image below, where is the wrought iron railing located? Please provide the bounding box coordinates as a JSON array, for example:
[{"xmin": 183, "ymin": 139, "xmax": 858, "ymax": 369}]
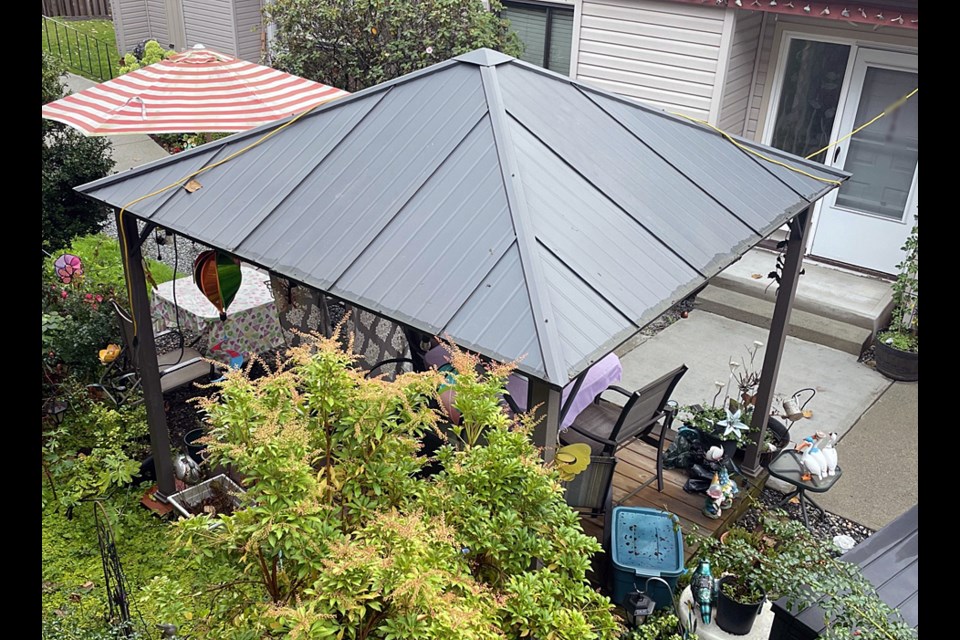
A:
[{"xmin": 41, "ymin": 15, "xmax": 116, "ymax": 82}]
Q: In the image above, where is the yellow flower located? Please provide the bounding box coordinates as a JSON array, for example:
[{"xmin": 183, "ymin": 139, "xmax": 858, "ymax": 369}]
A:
[{"xmin": 99, "ymin": 344, "xmax": 121, "ymax": 364}]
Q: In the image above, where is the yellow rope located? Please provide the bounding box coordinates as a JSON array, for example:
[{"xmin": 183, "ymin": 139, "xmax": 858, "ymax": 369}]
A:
[
  {"xmin": 119, "ymin": 103, "xmax": 323, "ymax": 336},
  {"xmin": 670, "ymin": 85, "xmax": 917, "ymax": 187},
  {"xmin": 670, "ymin": 112, "xmax": 843, "ymax": 186},
  {"xmin": 804, "ymin": 87, "xmax": 917, "ymax": 160}
]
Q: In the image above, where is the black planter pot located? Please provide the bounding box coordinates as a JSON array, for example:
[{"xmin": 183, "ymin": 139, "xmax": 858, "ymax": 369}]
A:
[
  {"xmin": 758, "ymin": 417, "xmax": 789, "ymax": 468},
  {"xmin": 874, "ymin": 339, "xmax": 918, "ymax": 382},
  {"xmin": 184, "ymin": 429, "xmax": 208, "ymax": 464},
  {"xmin": 716, "ymin": 575, "xmax": 765, "ymax": 636}
]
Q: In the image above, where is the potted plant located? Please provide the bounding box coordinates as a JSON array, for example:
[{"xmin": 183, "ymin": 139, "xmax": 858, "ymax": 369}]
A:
[
  {"xmin": 875, "ymin": 219, "xmax": 918, "ymax": 381},
  {"xmin": 680, "ymin": 341, "xmax": 785, "ymax": 460},
  {"xmin": 680, "ymin": 403, "xmax": 746, "ymax": 460},
  {"xmin": 699, "ymin": 513, "xmax": 833, "ymax": 636}
]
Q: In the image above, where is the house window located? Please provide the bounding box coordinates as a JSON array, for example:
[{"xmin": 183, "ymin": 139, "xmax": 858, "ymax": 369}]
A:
[
  {"xmin": 502, "ymin": 1, "xmax": 574, "ymax": 75},
  {"xmin": 770, "ymin": 39, "xmax": 850, "ymax": 162}
]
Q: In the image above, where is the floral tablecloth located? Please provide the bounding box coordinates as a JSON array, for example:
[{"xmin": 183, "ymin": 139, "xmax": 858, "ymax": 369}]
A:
[{"xmin": 151, "ymin": 265, "xmax": 285, "ymax": 364}]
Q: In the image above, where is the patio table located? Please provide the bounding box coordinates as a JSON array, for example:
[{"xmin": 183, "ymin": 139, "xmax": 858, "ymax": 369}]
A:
[
  {"xmin": 423, "ymin": 346, "xmax": 622, "ymax": 431},
  {"xmin": 766, "ymin": 449, "xmax": 843, "ymax": 529},
  {"xmin": 151, "ymin": 264, "xmax": 285, "ymax": 364}
]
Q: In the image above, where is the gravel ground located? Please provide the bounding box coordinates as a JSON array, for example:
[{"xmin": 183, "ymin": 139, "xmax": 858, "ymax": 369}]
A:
[
  {"xmin": 736, "ymin": 488, "xmax": 874, "ymax": 553},
  {"xmin": 101, "ymin": 217, "xmax": 207, "ymax": 277}
]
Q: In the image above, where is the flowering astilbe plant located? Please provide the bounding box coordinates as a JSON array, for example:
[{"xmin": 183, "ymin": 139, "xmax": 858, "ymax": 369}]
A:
[{"xmin": 164, "ymin": 329, "xmax": 622, "ymax": 639}]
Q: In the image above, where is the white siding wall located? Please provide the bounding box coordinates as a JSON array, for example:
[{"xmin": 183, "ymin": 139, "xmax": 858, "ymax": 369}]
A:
[
  {"xmin": 745, "ymin": 12, "xmax": 774, "ymax": 141},
  {"xmin": 575, "ymin": 0, "xmax": 727, "ymax": 119},
  {"xmin": 747, "ymin": 13, "xmax": 919, "ymax": 141},
  {"xmin": 717, "ymin": 10, "xmax": 761, "ymax": 135},
  {"xmin": 146, "ymin": 0, "xmax": 169, "ymax": 49},
  {"xmin": 111, "ymin": 0, "xmax": 151, "ymax": 54},
  {"xmin": 182, "ymin": 0, "xmax": 237, "ymax": 54},
  {"xmin": 234, "ymin": 0, "xmax": 264, "ymax": 62}
]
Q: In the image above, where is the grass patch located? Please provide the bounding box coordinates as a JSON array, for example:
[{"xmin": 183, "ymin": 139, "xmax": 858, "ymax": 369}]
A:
[
  {"xmin": 42, "ymin": 486, "xmax": 240, "ymax": 637},
  {"xmin": 41, "ymin": 18, "xmax": 118, "ymax": 82},
  {"xmin": 42, "ymin": 488, "xmax": 175, "ymax": 632}
]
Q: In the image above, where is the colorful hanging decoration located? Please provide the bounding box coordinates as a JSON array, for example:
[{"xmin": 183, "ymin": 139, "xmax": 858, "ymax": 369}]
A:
[
  {"xmin": 193, "ymin": 250, "xmax": 242, "ymax": 320},
  {"xmin": 54, "ymin": 254, "xmax": 84, "ymax": 284}
]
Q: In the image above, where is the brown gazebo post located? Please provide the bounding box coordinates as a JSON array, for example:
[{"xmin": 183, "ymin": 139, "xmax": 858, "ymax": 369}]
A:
[
  {"xmin": 529, "ymin": 379, "xmax": 561, "ymax": 463},
  {"xmin": 117, "ymin": 211, "xmax": 176, "ymax": 497},
  {"xmin": 741, "ymin": 208, "xmax": 812, "ymax": 476}
]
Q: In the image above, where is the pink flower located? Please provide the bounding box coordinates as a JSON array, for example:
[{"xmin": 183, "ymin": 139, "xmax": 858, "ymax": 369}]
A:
[
  {"xmin": 426, "ymin": 46, "xmax": 434, "ymax": 55},
  {"xmin": 95, "ymin": 294, "xmax": 104, "ymax": 303},
  {"xmin": 61, "ymin": 290, "xmax": 68, "ymax": 299},
  {"xmin": 85, "ymin": 293, "xmax": 94, "ymax": 300}
]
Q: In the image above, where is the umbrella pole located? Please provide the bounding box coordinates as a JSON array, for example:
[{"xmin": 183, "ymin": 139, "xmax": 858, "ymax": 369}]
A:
[
  {"xmin": 529, "ymin": 379, "xmax": 561, "ymax": 463},
  {"xmin": 117, "ymin": 210, "xmax": 176, "ymax": 498},
  {"xmin": 741, "ymin": 208, "xmax": 812, "ymax": 476}
]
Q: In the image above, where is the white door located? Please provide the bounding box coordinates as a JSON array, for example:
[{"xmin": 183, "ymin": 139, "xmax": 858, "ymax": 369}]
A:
[{"xmin": 811, "ymin": 49, "xmax": 918, "ymax": 274}]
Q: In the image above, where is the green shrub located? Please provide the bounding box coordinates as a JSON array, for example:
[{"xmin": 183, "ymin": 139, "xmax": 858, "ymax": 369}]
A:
[
  {"xmin": 42, "ymin": 234, "xmax": 177, "ymax": 385},
  {"xmin": 42, "ymin": 393, "xmax": 150, "ymax": 511},
  {"xmin": 161, "ymin": 334, "xmax": 622, "ymax": 638},
  {"xmin": 695, "ymin": 512, "xmax": 916, "ymax": 639},
  {"xmin": 266, "ymin": 0, "xmax": 522, "ymax": 93},
  {"xmin": 118, "ymin": 40, "xmax": 175, "ymax": 74},
  {"xmin": 42, "ymin": 54, "xmax": 114, "ymax": 252}
]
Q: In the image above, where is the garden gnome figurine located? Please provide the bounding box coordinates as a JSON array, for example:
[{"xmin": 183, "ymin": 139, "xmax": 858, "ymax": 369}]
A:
[
  {"xmin": 703, "ymin": 472, "xmax": 724, "ymax": 519},
  {"xmin": 718, "ymin": 465, "xmax": 739, "ymax": 509}
]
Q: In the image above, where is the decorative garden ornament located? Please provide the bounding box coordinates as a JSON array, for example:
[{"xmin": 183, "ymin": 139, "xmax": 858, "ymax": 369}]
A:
[
  {"xmin": 717, "ymin": 407, "xmax": 748, "ymax": 441},
  {"xmin": 193, "ymin": 250, "xmax": 242, "ymax": 320},
  {"xmin": 555, "ymin": 443, "xmax": 592, "ymax": 481},
  {"xmin": 54, "ymin": 253, "xmax": 84, "ymax": 284},
  {"xmin": 806, "ymin": 435, "xmax": 828, "ymax": 477},
  {"xmin": 704, "ymin": 472, "xmax": 724, "ymax": 519},
  {"xmin": 173, "ymin": 453, "xmax": 200, "ymax": 484},
  {"xmin": 98, "ymin": 343, "xmax": 121, "ymax": 365},
  {"xmin": 821, "ymin": 432, "xmax": 839, "ymax": 476},
  {"xmin": 796, "ymin": 440, "xmax": 824, "ymax": 481},
  {"xmin": 782, "ymin": 396, "xmax": 803, "ymax": 421},
  {"xmin": 691, "ymin": 559, "xmax": 716, "ymax": 624},
  {"xmin": 719, "ymin": 465, "xmax": 739, "ymax": 509}
]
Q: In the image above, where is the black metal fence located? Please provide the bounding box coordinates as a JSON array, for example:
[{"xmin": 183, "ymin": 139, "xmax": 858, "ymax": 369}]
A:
[{"xmin": 42, "ymin": 15, "xmax": 116, "ymax": 82}]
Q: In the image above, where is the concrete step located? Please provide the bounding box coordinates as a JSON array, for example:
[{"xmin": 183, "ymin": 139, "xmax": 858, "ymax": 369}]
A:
[
  {"xmin": 695, "ymin": 285, "xmax": 873, "ymax": 356},
  {"xmin": 711, "ymin": 249, "xmax": 894, "ymax": 333}
]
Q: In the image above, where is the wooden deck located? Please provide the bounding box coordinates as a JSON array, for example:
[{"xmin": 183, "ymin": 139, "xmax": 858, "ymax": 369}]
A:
[{"xmin": 579, "ymin": 440, "xmax": 767, "ymax": 562}]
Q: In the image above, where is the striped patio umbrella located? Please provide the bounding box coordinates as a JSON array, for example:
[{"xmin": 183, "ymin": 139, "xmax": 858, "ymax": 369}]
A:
[{"xmin": 41, "ymin": 45, "xmax": 349, "ymax": 135}]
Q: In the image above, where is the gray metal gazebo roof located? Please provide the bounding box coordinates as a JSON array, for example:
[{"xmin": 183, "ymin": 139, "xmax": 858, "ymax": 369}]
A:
[{"xmin": 79, "ymin": 48, "xmax": 846, "ymax": 385}]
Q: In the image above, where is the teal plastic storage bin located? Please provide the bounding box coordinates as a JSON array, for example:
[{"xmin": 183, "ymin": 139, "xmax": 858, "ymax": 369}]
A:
[{"xmin": 610, "ymin": 507, "xmax": 685, "ymax": 610}]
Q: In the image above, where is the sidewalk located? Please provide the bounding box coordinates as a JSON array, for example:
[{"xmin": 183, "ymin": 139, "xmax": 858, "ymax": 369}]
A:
[
  {"xmin": 63, "ymin": 73, "xmax": 170, "ymax": 173},
  {"xmin": 812, "ymin": 381, "xmax": 918, "ymax": 530}
]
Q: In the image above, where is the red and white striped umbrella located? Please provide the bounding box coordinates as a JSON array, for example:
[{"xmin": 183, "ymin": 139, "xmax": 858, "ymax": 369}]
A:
[{"xmin": 41, "ymin": 45, "xmax": 349, "ymax": 135}]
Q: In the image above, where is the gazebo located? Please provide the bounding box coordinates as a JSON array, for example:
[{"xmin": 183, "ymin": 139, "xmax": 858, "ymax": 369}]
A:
[{"xmin": 78, "ymin": 49, "xmax": 847, "ymax": 499}]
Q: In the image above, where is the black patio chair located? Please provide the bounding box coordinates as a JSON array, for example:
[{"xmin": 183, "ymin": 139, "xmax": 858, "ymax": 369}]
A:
[
  {"xmin": 562, "ymin": 455, "xmax": 618, "ymax": 588},
  {"xmin": 559, "ymin": 364, "xmax": 687, "ymax": 492}
]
